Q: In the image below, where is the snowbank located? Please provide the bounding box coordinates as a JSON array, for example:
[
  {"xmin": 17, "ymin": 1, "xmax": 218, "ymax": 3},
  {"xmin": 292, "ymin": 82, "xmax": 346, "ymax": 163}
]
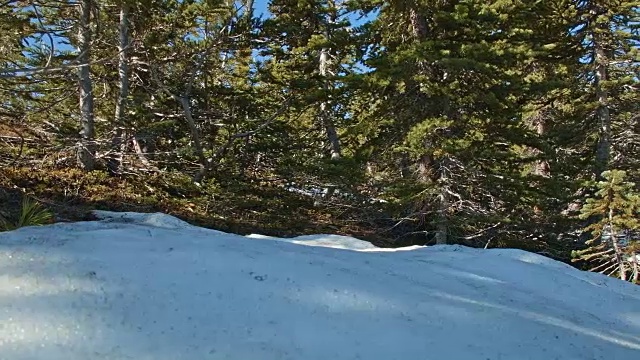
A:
[{"xmin": 0, "ymin": 211, "xmax": 639, "ymax": 360}]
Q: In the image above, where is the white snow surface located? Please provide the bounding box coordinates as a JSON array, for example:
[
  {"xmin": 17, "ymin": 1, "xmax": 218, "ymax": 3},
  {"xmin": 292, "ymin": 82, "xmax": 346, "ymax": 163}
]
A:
[
  {"xmin": 245, "ymin": 233, "xmax": 423, "ymax": 251},
  {"xmin": 0, "ymin": 211, "xmax": 639, "ymax": 360}
]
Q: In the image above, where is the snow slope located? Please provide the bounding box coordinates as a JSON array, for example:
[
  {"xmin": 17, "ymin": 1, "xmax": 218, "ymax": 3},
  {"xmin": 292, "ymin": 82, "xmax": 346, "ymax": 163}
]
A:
[{"xmin": 1, "ymin": 211, "xmax": 639, "ymax": 360}]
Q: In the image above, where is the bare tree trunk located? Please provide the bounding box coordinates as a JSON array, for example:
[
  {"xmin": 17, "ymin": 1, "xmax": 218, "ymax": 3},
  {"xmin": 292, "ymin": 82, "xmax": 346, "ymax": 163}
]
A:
[
  {"xmin": 434, "ymin": 191, "xmax": 449, "ymax": 244},
  {"xmin": 434, "ymin": 157, "xmax": 450, "ymax": 245},
  {"xmin": 77, "ymin": 0, "xmax": 95, "ymax": 170},
  {"xmin": 320, "ymin": 97, "xmax": 342, "ymax": 160},
  {"xmin": 131, "ymin": 135, "xmax": 154, "ymax": 169},
  {"xmin": 409, "ymin": 7, "xmax": 427, "ymax": 38},
  {"xmin": 314, "ymin": 1, "xmax": 342, "ymax": 204},
  {"xmin": 108, "ymin": 3, "xmax": 130, "ymax": 175},
  {"xmin": 632, "ymin": 252, "xmax": 639, "ymax": 284},
  {"xmin": 608, "ymin": 207, "xmax": 627, "ymax": 281},
  {"xmin": 593, "ymin": 28, "xmax": 611, "ymax": 179},
  {"xmin": 319, "ymin": 11, "xmax": 341, "ymax": 161},
  {"xmin": 177, "ymin": 95, "xmax": 208, "ymax": 182}
]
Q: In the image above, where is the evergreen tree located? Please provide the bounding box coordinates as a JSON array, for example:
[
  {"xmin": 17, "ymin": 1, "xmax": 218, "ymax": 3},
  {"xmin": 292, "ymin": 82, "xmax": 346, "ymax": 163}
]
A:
[
  {"xmin": 0, "ymin": 2, "xmax": 33, "ymax": 124},
  {"xmin": 350, "ymin": 0, "xmax": 573, "ymax": 246},
  {"xmin": 574, "ymin": 170, "xmax": 640, "ymax": 282},
  {"xmin": 561, "ymin": 1, "xmax": 639, "ymax": 181},
  {"xmin": 259, "ymin": 0, "xmax": 363, "ymax": 192}
]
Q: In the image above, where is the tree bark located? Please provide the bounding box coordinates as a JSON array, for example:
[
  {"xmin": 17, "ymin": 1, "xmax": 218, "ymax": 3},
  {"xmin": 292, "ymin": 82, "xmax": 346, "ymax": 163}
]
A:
[
  {"xmin": 319, "ymin": 10, "xmax": 341, "ymax": 161},
  {"xmin": 593, "ymin": 18, "xmax": 611, "ymax": 179},
  {"xmin": 176, "ymin": 95, "xmax": 208, "ymax": 182},
  {"xmin": 534, "ymin": 111, "xmax": 550, "ymax": 177},
  {"xmin": 435, "ymin": 174, "xmax": 449, "ymax": 245},
  {"xmin": 608, "ymin": 206, "xmax": 626, "ymax": 281},
  {"xmin": 409, "ymin": 7, "xmax": 427, "ymax": 39},
  {"xmin": 131, "ymin": 135, "xmax": 155, "ymax": 169},
  {"xmin": 77, "ymin": 0, "xmax": 95, "ymax": 171},
  {"xmin": 108, "ymin": 3, "xmax": 130, "ymax": 175},
  {"xmin": 632, "ymin": 252, "xmax": 639, "ymax": 284}
]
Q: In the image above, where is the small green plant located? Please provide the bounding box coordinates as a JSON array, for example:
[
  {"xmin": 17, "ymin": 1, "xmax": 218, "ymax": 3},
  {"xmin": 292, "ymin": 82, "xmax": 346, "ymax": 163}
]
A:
[{"xmin": 0, "ymin": 197, "xmax": 53, "ymax": 231}]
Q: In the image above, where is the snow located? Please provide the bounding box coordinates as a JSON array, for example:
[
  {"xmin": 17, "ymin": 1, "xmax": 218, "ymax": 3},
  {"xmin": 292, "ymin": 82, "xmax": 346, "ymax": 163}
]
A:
[
  {"xmin": 1, "ymin": 211, "xmax": 639, "ymax": 360},
  {"xmin": 246, "ymin": 233, "xmax": 420, "ymax": 251}
]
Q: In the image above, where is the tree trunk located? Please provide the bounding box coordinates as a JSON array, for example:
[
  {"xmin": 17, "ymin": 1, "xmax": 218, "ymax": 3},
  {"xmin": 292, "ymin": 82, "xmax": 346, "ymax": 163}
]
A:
[
  {"xmin": 410, "ymin": 6, "xmax": 449, "ymax": 245},
  {"xmin": 434, "ymin": 199, "xmax": 449, "ymax": 244},
  {"xmin": 434, "ymin": 157, "xmax": 450, "ymax": 245},
  {"xmin": 531, "ymin": 109, "xmax": 550, "ymax": 216},
  {"xmin": 177, "ymin": 95, "xmax": 208, "ymax": 182},
  {"xmin": 593, "ymin": 25, "xmax": 611, "ymax": 179},
  {"xmin": 320, "ymin": 92, "xmax": 341, "ymax": 160},
  {"xmin": 77, "ymin": 0, "xmax": 95, "ymax": 171},
  {"xmin": 534, "ymin": 112, "xmax": 550, "ymax": 177},
  {"xmin": 632, "ymin": 252, "xmax": 639, "ymax": 284},
  {"xmin": 131, "ymin": 135, "xmax": 155, "ymax": 169},
  {"xmin": 319, "ymin": 10, "xmax": 341, "ymax": 161},
  {"xmin": 108, "ymin": 3, "xmax": 130, "ymax": 175},
  {"xmin": 409, "ymin": 7, "xmax": 427, "ymax": 39},
  {"xmin": 315, "ymin": 1, "xmax": 342, "ymax": 204},
  {"xmin": 608, "ymin": 206, "xmax": 626, "ymax": 281}
]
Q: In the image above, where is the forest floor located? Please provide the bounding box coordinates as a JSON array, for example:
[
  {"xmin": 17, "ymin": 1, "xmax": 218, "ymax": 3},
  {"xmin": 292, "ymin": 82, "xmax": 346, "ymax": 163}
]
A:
[{"xmin": 0, "ymin": 166, "xmax": 411, "ymax": 247}]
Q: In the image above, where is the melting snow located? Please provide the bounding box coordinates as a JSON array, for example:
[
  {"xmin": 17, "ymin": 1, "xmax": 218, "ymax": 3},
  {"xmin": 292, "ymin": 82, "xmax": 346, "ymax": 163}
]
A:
[{"xmin": 0, "ymin": 211, "xmax": 639, "ymax": 360}]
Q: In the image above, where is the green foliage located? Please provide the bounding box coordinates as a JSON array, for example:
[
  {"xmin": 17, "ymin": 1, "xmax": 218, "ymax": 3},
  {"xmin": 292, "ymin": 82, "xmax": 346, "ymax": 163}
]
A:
[
  {"xmin": 345, "ymin": 0, "xmax": 566, "ymax": 244},
  {"xmin": 573, "ymin": 170, "xmax": 640, "ymax": 281},
  {"xmin": 0, "ymin": 197, "xmax": 53, "ymax": 231}
]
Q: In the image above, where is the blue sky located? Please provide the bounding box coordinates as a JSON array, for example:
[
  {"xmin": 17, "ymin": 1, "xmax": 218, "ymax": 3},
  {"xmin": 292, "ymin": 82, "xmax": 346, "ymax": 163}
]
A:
[
  {"xmin": 38, "ymin": 0, "xmax": 376, "ymax": 57},
  {"xmin": 252, "ymin": 0, "xmax": 377, "ymax": 25},
  {"xmin": 253, "ymin": 0, "xmax": 271, "ymax": 18}
]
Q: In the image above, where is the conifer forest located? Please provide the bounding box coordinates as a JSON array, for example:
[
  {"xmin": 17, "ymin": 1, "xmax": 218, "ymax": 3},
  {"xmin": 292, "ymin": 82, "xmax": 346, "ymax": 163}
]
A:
[{"xmin": 0, "ymin": 1, "xmax": 639, "ymax": 282}]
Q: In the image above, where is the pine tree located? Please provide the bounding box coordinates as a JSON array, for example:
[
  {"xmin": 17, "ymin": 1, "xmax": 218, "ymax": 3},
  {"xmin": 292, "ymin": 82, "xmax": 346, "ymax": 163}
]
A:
[
  {"xmin": 0, "ymin": 2, "xmax": 33, "ymax": 122},
  {"xmin": 350, "ymin": 0, "xmax": 572, "ymax": 246},
  {"xmin": 572, "ymin": 1, "xmax": 639, "ymax": 179},
  {"xmin": 574, "ymin": 170, "xmax": 640, "ymax": 282},
  {"xmin": 0, "ymin": 2, "xmax": 64, "ymax": 128},
  {"xmin": 513, "ymin": 1, "xmax": 591, "ymax": 251},
  {"xmin": 259, "ymin": 0, "xmax": 362, "ymax": 193}
]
